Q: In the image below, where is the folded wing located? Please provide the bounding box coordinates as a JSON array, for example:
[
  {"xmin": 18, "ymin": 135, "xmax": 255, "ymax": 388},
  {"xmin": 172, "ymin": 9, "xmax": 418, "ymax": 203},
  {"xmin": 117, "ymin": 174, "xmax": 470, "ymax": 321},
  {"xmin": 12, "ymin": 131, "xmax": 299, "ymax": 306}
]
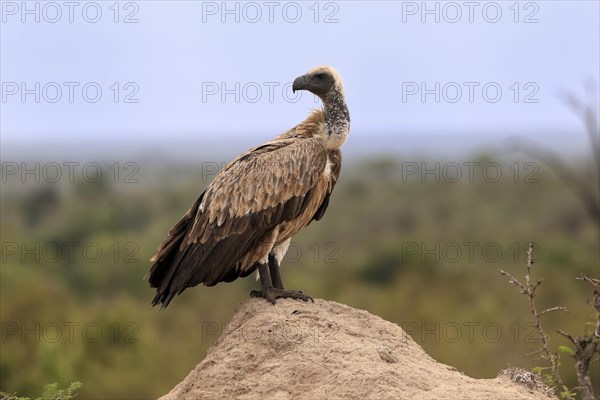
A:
[{"xmin": 147, "ymin": 137, "xmax": 333, "ymax": 308}]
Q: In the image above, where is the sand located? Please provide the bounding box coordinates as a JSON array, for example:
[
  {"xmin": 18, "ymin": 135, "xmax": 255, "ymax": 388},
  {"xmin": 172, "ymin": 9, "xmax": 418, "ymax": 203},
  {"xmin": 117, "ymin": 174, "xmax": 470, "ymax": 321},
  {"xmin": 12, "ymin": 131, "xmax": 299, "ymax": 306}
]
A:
[{"xmin": 160, "ymin": 299, "xmax": 553, "ymax": 400}]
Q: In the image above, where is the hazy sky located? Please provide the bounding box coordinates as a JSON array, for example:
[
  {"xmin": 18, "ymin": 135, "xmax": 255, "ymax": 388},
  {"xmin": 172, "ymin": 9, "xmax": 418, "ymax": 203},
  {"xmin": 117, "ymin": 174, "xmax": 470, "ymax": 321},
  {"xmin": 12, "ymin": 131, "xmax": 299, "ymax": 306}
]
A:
[{"xmin": 1, "ymin": 1, "xmax": 599, "ymax": 158}]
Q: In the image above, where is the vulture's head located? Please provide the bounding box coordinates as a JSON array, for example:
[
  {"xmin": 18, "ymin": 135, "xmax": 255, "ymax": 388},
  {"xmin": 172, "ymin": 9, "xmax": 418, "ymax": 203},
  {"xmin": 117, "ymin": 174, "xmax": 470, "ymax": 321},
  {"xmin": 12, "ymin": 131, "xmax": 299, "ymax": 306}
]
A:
[{"xmin": 292, "ymin": 65, "xmax": 344, "ymax": 100}]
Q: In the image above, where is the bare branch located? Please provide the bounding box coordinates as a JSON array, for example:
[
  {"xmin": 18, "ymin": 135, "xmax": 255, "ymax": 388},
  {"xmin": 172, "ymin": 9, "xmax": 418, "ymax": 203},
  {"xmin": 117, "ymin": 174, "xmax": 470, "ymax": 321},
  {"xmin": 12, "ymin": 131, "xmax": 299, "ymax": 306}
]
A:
[
  {"xmin": 557, "ymin": 329, "xmax": 577, "ymax": 345},
  {"xmin": 560, "ymin": 86, "xmax": 600, "ymax": 176},
  {"xmin": 508, "ymin": 138, "xmax": 600, "ymax": 224},
  {"xmin": 556, "ymin": 276, "xmax": 600, "ymax": 400},
  {"xmin": 576, "ymin": 273, "xmax": 600, "ymax": 288},
  {"xmin": 538, "ymin": 306, "xmax": 568, "ymax": 317},
  {"xmin": 531, "ymin": 278, "xmax": 545, "ymax": 295},
  {"xmin": 500, "ymin": 242, "xmax": 566, "ymax": 391},
  {"xmin": 508, "ymin": 86, "xmax": 600, "ymax": 227},
  {"xmin": 499, "ymin": 270, "xmax": 526, "ymax": 291},
  {"xmin": 525, "ymin": 348, "xmax": 545, "ymax": 357}
]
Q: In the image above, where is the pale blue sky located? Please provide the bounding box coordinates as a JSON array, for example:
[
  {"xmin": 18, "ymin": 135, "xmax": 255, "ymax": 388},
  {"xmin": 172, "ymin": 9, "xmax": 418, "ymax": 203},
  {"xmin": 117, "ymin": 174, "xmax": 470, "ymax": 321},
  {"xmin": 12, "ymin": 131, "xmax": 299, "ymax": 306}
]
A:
[{"xmin": 1, "ymin": 1, "xmax": 599, "ymax": 158}]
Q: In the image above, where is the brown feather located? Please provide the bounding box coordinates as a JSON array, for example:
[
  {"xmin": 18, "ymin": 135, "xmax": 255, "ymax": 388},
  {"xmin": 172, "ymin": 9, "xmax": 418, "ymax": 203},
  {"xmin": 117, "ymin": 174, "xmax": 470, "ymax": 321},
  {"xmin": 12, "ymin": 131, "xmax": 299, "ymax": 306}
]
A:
[{"xmin": 147, "ymin": 105, "xmax": 345, "ymax": 308}]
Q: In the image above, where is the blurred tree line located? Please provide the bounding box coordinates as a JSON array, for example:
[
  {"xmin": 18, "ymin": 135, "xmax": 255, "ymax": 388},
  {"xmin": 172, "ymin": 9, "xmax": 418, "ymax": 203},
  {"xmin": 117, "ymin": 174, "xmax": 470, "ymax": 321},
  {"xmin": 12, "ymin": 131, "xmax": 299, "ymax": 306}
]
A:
[{"xmin": 1, "ymin": 151, "xmax": 598, "ymax": 398}]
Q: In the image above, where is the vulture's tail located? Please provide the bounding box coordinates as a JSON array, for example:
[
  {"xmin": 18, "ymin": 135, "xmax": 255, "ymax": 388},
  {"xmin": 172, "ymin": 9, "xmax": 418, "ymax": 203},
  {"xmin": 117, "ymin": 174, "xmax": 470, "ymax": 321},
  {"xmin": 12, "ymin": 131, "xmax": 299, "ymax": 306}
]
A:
[{"xmin": 146, "ymin": 192, "xmax": 204, "ymax": 309}]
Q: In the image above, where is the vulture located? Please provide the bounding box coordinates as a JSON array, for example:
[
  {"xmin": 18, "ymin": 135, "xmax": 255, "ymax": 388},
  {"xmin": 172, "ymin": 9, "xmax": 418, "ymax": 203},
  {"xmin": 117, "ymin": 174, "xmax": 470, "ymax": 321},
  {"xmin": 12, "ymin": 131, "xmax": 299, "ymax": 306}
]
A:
[{"xmin": 146, "ymin": 65, "xmax": 350, "ymax": 307}]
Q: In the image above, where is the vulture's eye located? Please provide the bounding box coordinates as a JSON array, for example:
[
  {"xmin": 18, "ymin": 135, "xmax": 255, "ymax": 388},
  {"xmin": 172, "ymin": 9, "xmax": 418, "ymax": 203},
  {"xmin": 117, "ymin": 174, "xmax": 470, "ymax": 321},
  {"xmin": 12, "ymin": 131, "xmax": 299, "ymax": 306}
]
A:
[{"xmin": 317, "ymin": 73, "xmax": 326, "ymax": 79}]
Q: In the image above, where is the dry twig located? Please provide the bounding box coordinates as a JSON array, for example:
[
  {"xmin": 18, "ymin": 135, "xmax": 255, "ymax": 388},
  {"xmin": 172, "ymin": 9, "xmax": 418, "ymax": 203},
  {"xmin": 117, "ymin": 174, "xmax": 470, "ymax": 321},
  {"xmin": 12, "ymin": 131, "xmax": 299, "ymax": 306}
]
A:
[
  {"xmin": 556, "ymin": 274, "xmax": 600, "ymax": 400},
  {"xmin": 500, "ymin": 242, "xmax": 568, "ymax": 394},
  {"xmin": 508, "ymin": 86, "xmax": 600, "ymax": 226}
]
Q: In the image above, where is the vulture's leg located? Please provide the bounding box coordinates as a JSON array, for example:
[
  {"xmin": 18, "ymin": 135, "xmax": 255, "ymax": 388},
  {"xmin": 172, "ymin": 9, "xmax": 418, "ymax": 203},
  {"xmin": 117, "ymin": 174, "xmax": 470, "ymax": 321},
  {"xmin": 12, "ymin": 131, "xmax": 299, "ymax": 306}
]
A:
[
  {"xmin": 250, "ymin": 263, "xmax": 276, "ymax": 304},
  {"xmin": 250, "ymin": 258, "xmax": 313, "ymax": 304},
  {"xmin": 268, "ymin": 254, "xmax": 284, "ymax": 289}
]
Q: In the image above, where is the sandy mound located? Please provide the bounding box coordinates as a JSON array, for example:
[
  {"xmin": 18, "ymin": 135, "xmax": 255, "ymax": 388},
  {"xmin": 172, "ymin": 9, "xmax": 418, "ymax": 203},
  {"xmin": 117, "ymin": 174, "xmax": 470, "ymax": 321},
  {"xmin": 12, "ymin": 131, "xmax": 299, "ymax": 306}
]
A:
[{"xmin": 160, "ymin": 299, "xmax": 552, "ymax": 400}]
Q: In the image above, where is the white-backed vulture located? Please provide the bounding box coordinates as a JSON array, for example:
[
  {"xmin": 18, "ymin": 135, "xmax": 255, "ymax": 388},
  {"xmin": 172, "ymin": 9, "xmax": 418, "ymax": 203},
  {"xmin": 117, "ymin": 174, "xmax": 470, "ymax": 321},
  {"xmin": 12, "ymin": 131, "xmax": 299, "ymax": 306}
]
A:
[{"xmin": 146, "ymin": 65, "xmax": 350, "ymax": 307}]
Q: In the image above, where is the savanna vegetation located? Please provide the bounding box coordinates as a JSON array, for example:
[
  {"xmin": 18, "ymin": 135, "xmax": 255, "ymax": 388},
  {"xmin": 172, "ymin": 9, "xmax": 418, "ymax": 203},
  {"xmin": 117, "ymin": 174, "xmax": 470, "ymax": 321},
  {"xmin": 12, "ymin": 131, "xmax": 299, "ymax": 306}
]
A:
[{"xmin": 1, "ymin": 148, "xmax": 598, "ymax": 398}]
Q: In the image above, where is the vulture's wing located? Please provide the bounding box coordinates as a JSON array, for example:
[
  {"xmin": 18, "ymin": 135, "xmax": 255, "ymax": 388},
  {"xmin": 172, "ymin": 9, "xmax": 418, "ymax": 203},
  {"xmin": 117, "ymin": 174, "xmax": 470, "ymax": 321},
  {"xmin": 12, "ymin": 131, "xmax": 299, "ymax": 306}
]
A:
[
  {"xmin": 148, "ymin": 137, "xmax": 330, "ymax": 307},
  {"xmin": 311, "ymin": 149, "xmax": 341, "ymax": 221}
]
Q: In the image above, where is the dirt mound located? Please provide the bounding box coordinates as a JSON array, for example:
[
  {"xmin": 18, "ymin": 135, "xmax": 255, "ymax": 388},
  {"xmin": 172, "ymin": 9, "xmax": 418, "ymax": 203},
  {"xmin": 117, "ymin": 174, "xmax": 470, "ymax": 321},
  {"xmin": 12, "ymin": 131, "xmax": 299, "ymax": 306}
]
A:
[{"xmin": 160, "ymin": 299, "xmax": 552, "ymax": 400}]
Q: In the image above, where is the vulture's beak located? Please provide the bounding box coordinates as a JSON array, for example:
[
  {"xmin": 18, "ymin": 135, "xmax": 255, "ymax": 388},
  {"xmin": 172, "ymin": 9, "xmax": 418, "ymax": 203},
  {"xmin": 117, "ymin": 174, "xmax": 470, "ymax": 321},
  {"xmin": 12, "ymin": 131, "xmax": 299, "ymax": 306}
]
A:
[{"xmin": 292, "ymin": 75, "xmax": 309, "ymax": 93}]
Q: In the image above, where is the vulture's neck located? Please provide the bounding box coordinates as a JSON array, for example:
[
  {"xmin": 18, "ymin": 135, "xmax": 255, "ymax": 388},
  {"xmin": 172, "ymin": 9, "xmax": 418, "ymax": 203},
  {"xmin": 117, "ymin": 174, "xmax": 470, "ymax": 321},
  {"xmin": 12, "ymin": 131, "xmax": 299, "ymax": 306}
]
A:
[{"xmin": 322, "ymin": 88, "xmax": 350, "ymax": 146}]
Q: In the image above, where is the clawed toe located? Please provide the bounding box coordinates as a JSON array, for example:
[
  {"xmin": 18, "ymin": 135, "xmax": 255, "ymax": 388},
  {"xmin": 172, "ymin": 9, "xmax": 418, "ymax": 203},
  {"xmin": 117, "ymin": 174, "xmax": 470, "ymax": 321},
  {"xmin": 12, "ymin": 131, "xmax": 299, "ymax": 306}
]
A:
[
  {"xmin": 282, "ymin": 289, "xmax": 314, "ymax": 302},
  {"xmin": 249, "ymin": 288, "xmax": 314, "ymax": 304}
]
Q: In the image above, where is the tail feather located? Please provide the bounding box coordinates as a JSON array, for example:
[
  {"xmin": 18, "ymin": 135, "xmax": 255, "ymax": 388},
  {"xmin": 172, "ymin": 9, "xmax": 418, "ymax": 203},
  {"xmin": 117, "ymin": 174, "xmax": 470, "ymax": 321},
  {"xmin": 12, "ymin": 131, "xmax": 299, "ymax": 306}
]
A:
[{"xmin": 146, "ymin": 192, "xmax": 204, "ymax": 308}]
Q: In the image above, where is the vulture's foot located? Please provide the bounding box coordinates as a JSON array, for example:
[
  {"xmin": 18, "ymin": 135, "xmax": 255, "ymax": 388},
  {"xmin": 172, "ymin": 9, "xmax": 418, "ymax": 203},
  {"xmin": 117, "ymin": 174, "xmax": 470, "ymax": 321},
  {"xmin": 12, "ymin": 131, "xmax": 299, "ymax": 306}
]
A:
[{"xmin": 250, "ymin": 288, "xmax": 314, "ymax": 304}]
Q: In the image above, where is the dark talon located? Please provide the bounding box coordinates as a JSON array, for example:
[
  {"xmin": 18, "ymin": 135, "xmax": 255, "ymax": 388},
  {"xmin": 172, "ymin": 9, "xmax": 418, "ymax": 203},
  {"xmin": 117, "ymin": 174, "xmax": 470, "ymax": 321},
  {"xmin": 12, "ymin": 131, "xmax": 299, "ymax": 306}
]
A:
[
  {"xmin": 251, "ymin": 261, "xmax": 313, "ymax": 304},
  {"xmin": 250, "ymin": 287, "xmax": 313, "ymax": 304}
]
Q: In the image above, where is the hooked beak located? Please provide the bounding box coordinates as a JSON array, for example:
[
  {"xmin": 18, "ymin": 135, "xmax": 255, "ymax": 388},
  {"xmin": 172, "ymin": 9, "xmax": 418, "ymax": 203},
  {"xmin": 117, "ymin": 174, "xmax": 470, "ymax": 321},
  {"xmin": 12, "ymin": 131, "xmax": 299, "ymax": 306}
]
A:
[{"xmin": 292, "ymin": 75, "xmax": 309, "ymax": 93}]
